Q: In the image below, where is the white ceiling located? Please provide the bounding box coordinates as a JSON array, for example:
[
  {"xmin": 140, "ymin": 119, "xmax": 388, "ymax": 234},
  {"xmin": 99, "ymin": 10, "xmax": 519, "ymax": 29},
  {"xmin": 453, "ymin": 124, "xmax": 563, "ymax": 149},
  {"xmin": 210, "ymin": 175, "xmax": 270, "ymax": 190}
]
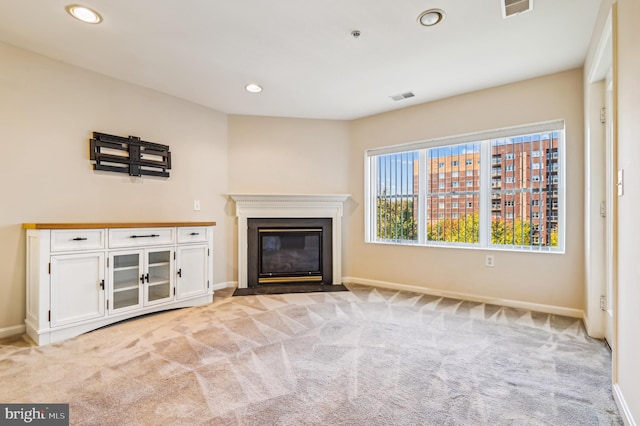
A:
[{"xmin": 0, "ymin": 0, "xmax": 601, "ymax": 120}]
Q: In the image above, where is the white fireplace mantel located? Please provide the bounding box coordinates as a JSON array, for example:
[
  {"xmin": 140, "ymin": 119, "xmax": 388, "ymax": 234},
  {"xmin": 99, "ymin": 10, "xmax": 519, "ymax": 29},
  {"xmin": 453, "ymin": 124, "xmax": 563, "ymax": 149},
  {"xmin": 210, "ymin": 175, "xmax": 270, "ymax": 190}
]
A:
[{"xmin": 229, "ymin": 194, "xmax": 350, "ymax": 289}]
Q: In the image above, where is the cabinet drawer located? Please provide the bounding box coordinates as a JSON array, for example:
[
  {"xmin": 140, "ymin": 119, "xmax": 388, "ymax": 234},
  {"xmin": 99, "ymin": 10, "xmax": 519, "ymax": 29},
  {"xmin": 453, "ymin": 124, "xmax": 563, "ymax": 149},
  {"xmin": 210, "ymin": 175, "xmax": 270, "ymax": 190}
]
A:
[
  {"xmin": 177, "ymin": 227, "xmax": 209, "ymax": 244},
  {"xmin": 108, "ymin": 228, "xmax": 175, "ymax": 248},
  {"xmin": 51, "ymin": 229, "xmax": 105, "ymax": 252}
]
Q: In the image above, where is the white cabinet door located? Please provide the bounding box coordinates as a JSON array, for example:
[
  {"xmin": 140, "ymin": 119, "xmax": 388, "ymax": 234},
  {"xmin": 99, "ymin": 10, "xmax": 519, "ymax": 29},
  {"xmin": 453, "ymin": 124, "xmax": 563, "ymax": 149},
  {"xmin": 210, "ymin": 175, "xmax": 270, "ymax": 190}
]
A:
[
  {"xmin": 144, "ymin": 248, "xmax": 174, "ymax": 306},
  {"xmin": 176, "ymin": 245, "xmax": 208, "ymax": 300},
  {"xmin": 50, "ymin": 253, "xmax": 105, "ymax": 327},
  {"xmin": 109, "ymin": 250, "xmax": 143, "ymax": 313}
]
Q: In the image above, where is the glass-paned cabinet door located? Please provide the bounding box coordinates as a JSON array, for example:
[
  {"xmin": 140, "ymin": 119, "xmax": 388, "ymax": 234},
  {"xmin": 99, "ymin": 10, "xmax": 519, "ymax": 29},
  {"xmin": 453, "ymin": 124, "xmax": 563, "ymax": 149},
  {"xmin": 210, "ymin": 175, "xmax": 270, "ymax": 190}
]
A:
[
  {"xmin": 110, "ymin": 251, "xmax": 143, "ymax": 312},
  {"xmin": 145, "ymin": 248, "xmax": 174, "ymax": 305}
]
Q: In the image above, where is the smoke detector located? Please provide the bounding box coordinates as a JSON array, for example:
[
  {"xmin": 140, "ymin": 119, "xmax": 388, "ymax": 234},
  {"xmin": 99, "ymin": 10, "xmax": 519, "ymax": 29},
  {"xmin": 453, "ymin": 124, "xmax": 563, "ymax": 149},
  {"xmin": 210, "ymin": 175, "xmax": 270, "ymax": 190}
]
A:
[{"xmin": 502, "ymin": 0, "xmax": 533, "ymax": 18}]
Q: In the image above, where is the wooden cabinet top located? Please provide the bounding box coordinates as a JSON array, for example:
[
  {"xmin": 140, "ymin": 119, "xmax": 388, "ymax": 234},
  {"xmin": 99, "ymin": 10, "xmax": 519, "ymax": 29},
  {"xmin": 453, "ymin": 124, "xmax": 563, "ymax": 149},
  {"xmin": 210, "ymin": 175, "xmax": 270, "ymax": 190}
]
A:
[{"xmin": 23, "ymin": 222, "xmax": 216, "ymax": 230}]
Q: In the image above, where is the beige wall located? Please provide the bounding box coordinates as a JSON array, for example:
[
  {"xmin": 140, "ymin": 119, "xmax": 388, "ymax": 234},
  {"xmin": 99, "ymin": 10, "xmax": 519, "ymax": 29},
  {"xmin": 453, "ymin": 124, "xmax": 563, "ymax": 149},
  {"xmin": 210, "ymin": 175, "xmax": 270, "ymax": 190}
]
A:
[
  {"xmin": 614, "ymin": 0, "xmax": 640, "ymax": 421},
  {"xmin": 227, "ymin": 115, "xmax": 350, "ymax": 194},
  {"xmin": 226, "ymin": 115, "xmax": 351, "ymax": 280},
  {"xmin": 0, "ymin": 42, "xmax": 229, "ymax": 331},
  {"xmin": 347, "ymin": 69, "xmax": 585, "ymax": 310}
]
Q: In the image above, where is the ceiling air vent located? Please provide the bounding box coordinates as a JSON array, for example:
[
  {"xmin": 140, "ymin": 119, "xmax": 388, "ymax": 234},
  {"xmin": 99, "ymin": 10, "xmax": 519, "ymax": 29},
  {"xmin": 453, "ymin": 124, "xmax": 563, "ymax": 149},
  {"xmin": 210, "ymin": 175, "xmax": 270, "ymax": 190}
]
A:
[
  {"xmin": 502, "ymin": 0, "xmax": 533, "ymax": 18},
  {"xmin": 390, "ymin": 92, "xmax": 415, "ymax": 102}
]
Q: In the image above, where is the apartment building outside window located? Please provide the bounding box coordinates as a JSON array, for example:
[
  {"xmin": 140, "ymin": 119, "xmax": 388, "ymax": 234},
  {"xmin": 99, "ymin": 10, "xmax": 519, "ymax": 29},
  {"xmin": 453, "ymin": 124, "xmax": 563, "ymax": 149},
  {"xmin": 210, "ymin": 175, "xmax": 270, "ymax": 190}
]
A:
[{"xmin": 365, "ymin": 120, "xmax": 564, "ymax": 252}]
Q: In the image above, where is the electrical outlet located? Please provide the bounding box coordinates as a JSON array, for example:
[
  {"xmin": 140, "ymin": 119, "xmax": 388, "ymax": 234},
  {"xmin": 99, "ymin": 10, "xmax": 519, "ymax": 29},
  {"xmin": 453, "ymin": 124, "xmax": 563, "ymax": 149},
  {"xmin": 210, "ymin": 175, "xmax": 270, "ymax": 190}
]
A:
[
  {"xmin": 485, "ymin": 255, "xmax": 495, "ymax": 268},
  {"xmin": 193, "ymin": 200, "xmax": 201, "ymax": 211}
]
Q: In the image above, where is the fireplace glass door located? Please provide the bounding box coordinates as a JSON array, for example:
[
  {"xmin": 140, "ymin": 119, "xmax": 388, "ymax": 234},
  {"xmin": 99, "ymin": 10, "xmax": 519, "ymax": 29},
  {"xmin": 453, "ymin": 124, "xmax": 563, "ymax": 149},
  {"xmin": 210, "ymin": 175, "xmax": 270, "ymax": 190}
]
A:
[{"xmin": 259, "ymin": 228, "xmax": 322, "ymax": 283}]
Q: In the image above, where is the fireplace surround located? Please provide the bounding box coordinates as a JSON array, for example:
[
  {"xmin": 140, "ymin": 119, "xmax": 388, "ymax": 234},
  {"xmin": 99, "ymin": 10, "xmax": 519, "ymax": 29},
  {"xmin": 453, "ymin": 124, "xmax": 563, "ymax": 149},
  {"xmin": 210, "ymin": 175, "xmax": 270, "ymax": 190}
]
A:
[{"xmin": 230, "ymin": 194, "xmax": 349, "ymax": 289}]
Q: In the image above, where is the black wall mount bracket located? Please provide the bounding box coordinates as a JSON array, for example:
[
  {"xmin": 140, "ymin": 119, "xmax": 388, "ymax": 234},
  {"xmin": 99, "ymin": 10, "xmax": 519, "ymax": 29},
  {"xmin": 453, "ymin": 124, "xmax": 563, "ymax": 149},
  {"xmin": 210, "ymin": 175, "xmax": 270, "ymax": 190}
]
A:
[{"xmin": 90, "ymin": 132, "xmax": 171, "ymax": 178}]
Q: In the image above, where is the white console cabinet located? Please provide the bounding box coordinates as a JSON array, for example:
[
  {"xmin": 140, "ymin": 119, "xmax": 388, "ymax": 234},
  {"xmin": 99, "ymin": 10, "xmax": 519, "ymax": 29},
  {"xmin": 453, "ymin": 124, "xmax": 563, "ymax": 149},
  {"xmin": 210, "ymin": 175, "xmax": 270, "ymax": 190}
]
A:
[{"xmin": 23, "ymin": 222, "xmax": 215, "ymax": 345}]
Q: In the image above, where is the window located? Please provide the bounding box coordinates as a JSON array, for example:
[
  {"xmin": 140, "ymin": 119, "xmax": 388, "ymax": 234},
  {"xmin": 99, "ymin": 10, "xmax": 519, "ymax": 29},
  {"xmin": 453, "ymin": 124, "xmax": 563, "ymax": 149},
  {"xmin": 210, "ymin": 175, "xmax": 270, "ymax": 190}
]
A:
[
  {"xmin": 466, "ymin": 170, "xmax": 474, "ymax": 177},
  {"xmin": 366, "ymin": 121, "xmax": 564, "ymax": 251},
  {"xmin": 438, "ymin": 173, "xmax": 445, "ymax": 179},
  {"xmin": 532, "ymin": 163, "xmax": 541, "ymax": 170},
  {"xmin": 532, "ymin": 176, "xmax": 541, "ymax": 182}
]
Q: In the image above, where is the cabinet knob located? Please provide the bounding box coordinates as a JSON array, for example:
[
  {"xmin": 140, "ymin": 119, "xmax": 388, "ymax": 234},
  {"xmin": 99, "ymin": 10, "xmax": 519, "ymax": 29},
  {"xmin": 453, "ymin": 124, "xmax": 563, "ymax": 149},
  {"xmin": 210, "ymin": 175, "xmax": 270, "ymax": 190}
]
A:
[
  {"xmin": 72, "ymin": 237, "xmax": 88, "ymax": 241},
  {"xmin": 177, "ymin": 268, "xmax": 182, "ymax": 278},
  {"xmin": 99, "ymin": 280, "xmax": 104, "ymax": 290},
  {"xmin": 140, "ymin": 275, "xmax": 145, "ymax": 283},
  {"xmin": 189, "ymin": 232, "xmax": 200, "ymax": 236}
]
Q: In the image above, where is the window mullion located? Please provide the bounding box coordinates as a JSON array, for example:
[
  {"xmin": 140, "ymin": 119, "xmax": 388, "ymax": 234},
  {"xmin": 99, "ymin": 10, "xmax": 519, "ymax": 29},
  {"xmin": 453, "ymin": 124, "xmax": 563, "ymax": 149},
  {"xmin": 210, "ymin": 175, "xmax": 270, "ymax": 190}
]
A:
[
  {"xmin": 479, "ymin": 140, "xmax": 490, "ymax": 247},
  {"xmin": 418, "ymin": 150, "xmax": 427, "ymax": 244},
  {"xmin": 365, "ymin": 155, "xmax": 374, "ymax": 242}
]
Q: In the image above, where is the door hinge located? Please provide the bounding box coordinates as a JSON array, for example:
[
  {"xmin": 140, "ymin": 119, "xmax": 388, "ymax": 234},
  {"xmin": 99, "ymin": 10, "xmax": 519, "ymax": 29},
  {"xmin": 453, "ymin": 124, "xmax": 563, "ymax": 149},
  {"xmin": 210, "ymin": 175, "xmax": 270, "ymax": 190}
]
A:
[
  {"xmin": 107, "ymin": 300, "xmax": 109, "ymax": 310},
  {"xmin": 48, "ymin": 310, "xmax": 51, "ymax": 322},
  {"xmin": 600, "ymin": 201, "xmax": 606, "ymax": 218},
  {"xmin": 107, "ymin": 258, "xmax": 109, "ymax": 268},
  {"xmin": 173, "ymin": 288, "xmax": 176, "ymax": 296},
  {"xmin": 48, "ymin": 263, "xmax": 51, "ymax": 274},
  {"xmin": 208, "ymin": 249, "xmax": 210, "ymax": 256},
  {"xmin": 600, "ymin": 295, "xmax": 607, "ymax": 311},
  {"xmin": 207, "ymin": 280, "xmax": 210, "ymax": 289},
  {"xmin": 600, "ymin": 107, "xmax": 606, "ymax": 124},
  {"xmin": 174, "ymin": 252, "xmax": 176, "ymax": 260}
]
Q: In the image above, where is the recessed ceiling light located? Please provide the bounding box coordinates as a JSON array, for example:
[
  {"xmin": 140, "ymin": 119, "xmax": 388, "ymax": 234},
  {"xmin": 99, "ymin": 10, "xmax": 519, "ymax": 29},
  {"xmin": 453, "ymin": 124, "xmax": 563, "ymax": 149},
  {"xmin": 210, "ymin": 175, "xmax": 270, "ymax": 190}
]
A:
[
  {"xmin": 66, "ymin": 5, "xmax": 102, "ymax": 24},
  {"xmin": 418, "ymin": 9, "xmax": 445, "ymax": 27},
  {"xmin": 245, "ymin": 83, "xmax": 263, "ymax": 93}
]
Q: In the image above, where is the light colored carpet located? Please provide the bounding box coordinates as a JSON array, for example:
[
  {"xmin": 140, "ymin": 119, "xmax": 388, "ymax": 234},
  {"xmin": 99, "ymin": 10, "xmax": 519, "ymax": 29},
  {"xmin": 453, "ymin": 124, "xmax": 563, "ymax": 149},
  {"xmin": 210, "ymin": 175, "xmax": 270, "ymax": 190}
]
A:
[{"xmin": 0, "ymin": 284, "xmax": 621, "ymax": 425}]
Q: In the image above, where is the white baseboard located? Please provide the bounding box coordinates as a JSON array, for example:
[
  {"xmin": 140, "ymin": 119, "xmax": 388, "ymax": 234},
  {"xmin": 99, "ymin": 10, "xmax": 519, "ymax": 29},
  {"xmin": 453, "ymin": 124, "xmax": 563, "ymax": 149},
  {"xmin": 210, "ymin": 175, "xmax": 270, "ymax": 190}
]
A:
[
  {"xmin": 0, "ymin": 324, "xmax": 26, "ymax": 339},
  {"xmin": 212, "ymin": 281, "xmax": 236, "ymax": 291},
  {"xmin": 343, "ymin": 276, "xmax": 584, "ymax": 318},
  {"xmin": 613, "ymin": 383, "xmax": 637, "ymax": 426}
]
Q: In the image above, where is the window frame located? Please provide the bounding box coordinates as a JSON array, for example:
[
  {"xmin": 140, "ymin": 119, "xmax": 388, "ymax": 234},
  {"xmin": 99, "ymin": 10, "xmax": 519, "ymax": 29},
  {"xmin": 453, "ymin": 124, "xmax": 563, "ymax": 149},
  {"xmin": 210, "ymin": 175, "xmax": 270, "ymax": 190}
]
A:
[{"xmin": 364, "ymin": 120, "xmax": 565, "ymax": 253}]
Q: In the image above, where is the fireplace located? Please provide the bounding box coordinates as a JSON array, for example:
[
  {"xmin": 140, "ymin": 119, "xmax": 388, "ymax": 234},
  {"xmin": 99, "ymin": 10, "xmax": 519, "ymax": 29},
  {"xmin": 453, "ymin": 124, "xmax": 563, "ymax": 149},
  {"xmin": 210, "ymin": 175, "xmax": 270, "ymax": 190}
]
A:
[
  {"xmin": 230, "ymin": 194, "xmax": 349, "ymax": 289},
  {"xmin": 248, "ymin": 218, "xmax": 332, "ymax": 287}
]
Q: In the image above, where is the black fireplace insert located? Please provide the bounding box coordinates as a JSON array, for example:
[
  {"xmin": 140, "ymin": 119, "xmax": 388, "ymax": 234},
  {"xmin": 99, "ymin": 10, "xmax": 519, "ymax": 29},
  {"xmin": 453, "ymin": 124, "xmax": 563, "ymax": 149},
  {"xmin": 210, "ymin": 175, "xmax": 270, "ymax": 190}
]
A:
[{"xmin": 247, "ymin": 218, "xmax": 332, "ymax": 287}]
